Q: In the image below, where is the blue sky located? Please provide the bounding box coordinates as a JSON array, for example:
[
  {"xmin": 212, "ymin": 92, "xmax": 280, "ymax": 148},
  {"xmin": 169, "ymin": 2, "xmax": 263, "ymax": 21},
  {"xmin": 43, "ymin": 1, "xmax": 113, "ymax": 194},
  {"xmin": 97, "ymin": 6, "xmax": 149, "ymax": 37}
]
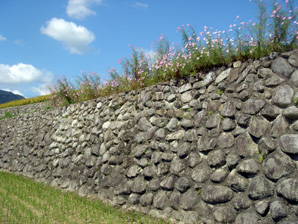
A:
[{"xmin": 0, "ymin": 0, "xmax": 260, "ymax": 98}]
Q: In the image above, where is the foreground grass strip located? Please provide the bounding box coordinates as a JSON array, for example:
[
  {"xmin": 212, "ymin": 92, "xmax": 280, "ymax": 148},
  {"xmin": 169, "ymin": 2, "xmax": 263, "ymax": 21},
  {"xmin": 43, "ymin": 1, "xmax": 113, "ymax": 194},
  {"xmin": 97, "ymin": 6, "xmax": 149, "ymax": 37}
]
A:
[{"xmin": 0, "ymin": 171, "xmax": 170, "ymax": 224}]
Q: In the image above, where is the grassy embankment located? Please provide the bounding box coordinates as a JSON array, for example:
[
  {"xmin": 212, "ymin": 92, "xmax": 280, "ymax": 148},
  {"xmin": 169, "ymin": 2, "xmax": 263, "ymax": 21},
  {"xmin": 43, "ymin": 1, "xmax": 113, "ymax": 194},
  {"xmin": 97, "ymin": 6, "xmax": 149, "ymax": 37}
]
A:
[
  {"xmin": 0, "ymin": 171, "xmax": 169, "ymax": 224},
  {"xmin": 0, "ymin": 95, "xmax": 50, "ymax": 110}
]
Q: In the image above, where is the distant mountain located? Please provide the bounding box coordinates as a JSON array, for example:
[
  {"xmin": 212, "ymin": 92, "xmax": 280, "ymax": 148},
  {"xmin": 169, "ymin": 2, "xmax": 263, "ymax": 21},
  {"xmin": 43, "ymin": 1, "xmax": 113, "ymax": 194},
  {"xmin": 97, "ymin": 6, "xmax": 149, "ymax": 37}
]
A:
[{"xmin": 0, "ymin": 90, "xmax": 25, "ymax": 104}]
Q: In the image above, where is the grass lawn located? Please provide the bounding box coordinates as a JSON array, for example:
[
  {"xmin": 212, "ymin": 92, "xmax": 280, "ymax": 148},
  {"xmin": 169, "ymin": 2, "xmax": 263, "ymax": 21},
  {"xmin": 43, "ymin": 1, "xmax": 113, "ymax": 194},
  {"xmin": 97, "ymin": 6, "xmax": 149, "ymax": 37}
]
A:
[{"xmin": 0, "ymin": 171, "xmax": 170, "ymax": 224}]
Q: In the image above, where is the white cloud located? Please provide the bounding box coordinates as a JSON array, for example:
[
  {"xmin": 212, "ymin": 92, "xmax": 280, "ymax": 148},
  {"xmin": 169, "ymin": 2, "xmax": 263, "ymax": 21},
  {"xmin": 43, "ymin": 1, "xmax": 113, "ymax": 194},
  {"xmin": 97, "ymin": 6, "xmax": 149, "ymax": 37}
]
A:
[
  {"xmin": 66, "ymin": 0, "xmax": 103, "ymax": 20},
  {"xmin": 134, "ymin": 2, "xmax": 149, "ymax": 8},
  {"xmin": 135, "ymin": 48, "xmax": 157, "ymax": 66},
  {"xmin": 141, "ymin": 48, "xmax": 156, "ymax": 57},
  {"xmin": 2, "ymin": 88, "xmax": 25, "ymax": 97},
  {"xmin": 0, "ymin": 34, "xmax": 7, "ymax": 41},
  {"xmin": 32, "ymin": 84, "xmax": 51, "ymax": 96},
  {"xmin": 14, "ymin": 40, "xmax": 25, "ymax": 46},
  {"xmin": 41, "ymin": 18, "xmax": 95, "ymax": 54},
  {"xmin": 0, "ymin": 63, "xmax": 53, "ymax": 85}
]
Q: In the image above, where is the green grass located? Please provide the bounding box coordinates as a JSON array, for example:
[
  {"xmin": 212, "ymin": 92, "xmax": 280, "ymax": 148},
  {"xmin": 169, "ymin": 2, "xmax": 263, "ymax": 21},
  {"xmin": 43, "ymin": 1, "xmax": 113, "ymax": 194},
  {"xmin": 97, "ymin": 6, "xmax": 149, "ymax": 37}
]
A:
[
  {"xmin": 0, "ymin": 112, "xmax": 18, "ymax": 120},
  {"xmin": 294, "ymin": 98, "xmax": 298, "ymax": 107},
  {"xmin": 0, "ymin": 171, "xmax": 170, "ymax": 224}
]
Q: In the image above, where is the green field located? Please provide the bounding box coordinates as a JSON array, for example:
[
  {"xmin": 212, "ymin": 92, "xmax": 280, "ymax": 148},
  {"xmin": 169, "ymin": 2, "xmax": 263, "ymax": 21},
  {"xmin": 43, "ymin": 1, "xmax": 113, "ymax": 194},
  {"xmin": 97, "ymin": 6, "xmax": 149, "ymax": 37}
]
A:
[{"xmin": 0, "ymin": 171, "xmax": 169, "ymax": 224}]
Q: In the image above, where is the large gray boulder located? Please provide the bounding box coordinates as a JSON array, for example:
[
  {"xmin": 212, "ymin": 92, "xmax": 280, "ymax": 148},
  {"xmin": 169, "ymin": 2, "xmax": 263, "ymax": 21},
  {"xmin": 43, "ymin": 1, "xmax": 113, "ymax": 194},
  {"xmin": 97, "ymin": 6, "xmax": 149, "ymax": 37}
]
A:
[
  {"xmin": 271, "ymin": 57, "xmax": 293, "ymax": 78},
  {"xmin": 180, "ymin": 189, "xmax": 198, "ymax": 211},
  {"xmin": 290, "ymin": 70, "xmax": 298, "ymax": 87},
  {"xmin": 241, "ymin": 99, "xmax": 266, "ymax": 115},
  {"xmin": 220, "ymin": 100, "xmax": 237, "ymax": 117},
  {"xmin": 272, "ymin": 85, "xmax": 294, "ymax": 107},
  {"xmin": 248, "ymin": 116, "xmax": 269, "ymax": 138},
  {"xmin": 213, "ymin": 206, "xmax": 236, "ymax": 223},
  {"xmin": 270, "ymin": 200, "xmax": 288, "ymax": 220},
  {"xmin": 247, "ymin": 175, "xmax": 274, "ymax": 200},
  {"xmin": 276, "ymin": 178, "xmax": 298, "ymax": 202},
  {"xmin": 288, "ymin": 50, "xmax": 298, "ymax": 67},
  {"xmin": 201, "ymin": 185, "xmax": 234, "ymax": 204},
  {"xmin": 153, "ymin": 191, "xmax": 168, "ymax": 210},
  {"xmin": 280, "ymin": 134, "xmax": 298, "ymax": 154},
  {"xmin": 235, "ymin": 212, "xmax": 261, "ymax": 224},
  {"xmin": 137, "ymin": 117, "xmax": 152, "ymax": 131},
  {"xmin": 263, "ymin": 152, "xmax": 295, "ymax": 181}
]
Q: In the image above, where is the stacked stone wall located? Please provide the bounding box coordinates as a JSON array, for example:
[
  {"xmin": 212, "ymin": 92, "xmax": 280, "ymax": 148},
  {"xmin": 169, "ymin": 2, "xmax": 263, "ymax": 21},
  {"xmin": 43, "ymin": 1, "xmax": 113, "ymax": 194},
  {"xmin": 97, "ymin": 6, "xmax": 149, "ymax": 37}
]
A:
[
  {"xmin": 1, "ymin": 50, "xmax": 298, "ymax": 223},
  {"xmin": 0, "ymin": 102, "xmax": 50, "ymax": 117}
]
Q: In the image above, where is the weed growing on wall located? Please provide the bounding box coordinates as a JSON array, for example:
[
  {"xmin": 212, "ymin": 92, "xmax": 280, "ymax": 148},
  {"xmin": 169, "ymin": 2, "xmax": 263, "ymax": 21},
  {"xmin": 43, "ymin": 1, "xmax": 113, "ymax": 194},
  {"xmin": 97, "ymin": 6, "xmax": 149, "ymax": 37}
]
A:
[
  {"xmin": 48, "ymin": 72, "xmax": 102, "ymax": 107},
  {"xmin": 47, "ymin": 0, "xmax": 298, "ymax": 107},
  {"xmin": 48, "ymin": 75, "xmax": 76, "ymax": 106},
  {"xmin": 76, "ymin": 71, "xmax": 102, "ymax": 102},
  {"xmin": 294, "ymin": 98, "xmax": 298, "ymax": 107},
  {"xmin": 0, "ymin": 112, "xmax": 15, "ymax": 120}
]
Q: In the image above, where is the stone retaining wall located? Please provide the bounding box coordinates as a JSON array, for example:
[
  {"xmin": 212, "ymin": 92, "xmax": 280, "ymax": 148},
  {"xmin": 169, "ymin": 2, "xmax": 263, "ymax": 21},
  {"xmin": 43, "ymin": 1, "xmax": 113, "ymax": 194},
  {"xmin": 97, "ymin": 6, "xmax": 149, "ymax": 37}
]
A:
[
  {"xmin": 1, "ymin": 50, "xmax": 298, "ymax": 223},
  {"xmin": 0, "ymin": 102, "xmax": 50, "ymax": 117}
]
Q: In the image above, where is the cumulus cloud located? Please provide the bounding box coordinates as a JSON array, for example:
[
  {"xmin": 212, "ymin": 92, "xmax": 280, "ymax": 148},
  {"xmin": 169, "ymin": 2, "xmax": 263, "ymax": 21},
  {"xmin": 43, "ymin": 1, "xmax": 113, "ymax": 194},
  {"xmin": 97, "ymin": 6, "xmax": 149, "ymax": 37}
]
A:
[
  {"xmin": 66, "ymin": 0, "xmax": 103, "ymax": 20},
  {"xmin": 41, "ymin": 18, "xmax": 95, "ymax": 54},
  {"xmin": 2, "ymin": 88, "xmax": 25, "ymax": 97},
  {"xmin": 134, "ymin": 2, "xmax": 149, "ymax": 8},
  {"xmin": 0, "ymin": 34, "xmax": 7, "ymax": 41},
  {"xmin": 32, "ymin": 84, "xmax": 51, "ymax": 96},
  {"xmin": 0, "ymin": 63, "xmax": 53, "ymax": 85}
]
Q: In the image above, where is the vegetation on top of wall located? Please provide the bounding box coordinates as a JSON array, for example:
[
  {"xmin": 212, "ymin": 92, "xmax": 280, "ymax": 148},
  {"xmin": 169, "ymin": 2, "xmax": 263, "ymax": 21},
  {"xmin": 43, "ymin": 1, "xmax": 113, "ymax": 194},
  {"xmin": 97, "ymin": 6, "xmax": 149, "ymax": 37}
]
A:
[
  {"xmin": 1, "ymin": 0, "xmax": 297, "ymax": 110},
  {"xmin": 47, "ymin": 0, "xmax": 298, "ymax": 107}
]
